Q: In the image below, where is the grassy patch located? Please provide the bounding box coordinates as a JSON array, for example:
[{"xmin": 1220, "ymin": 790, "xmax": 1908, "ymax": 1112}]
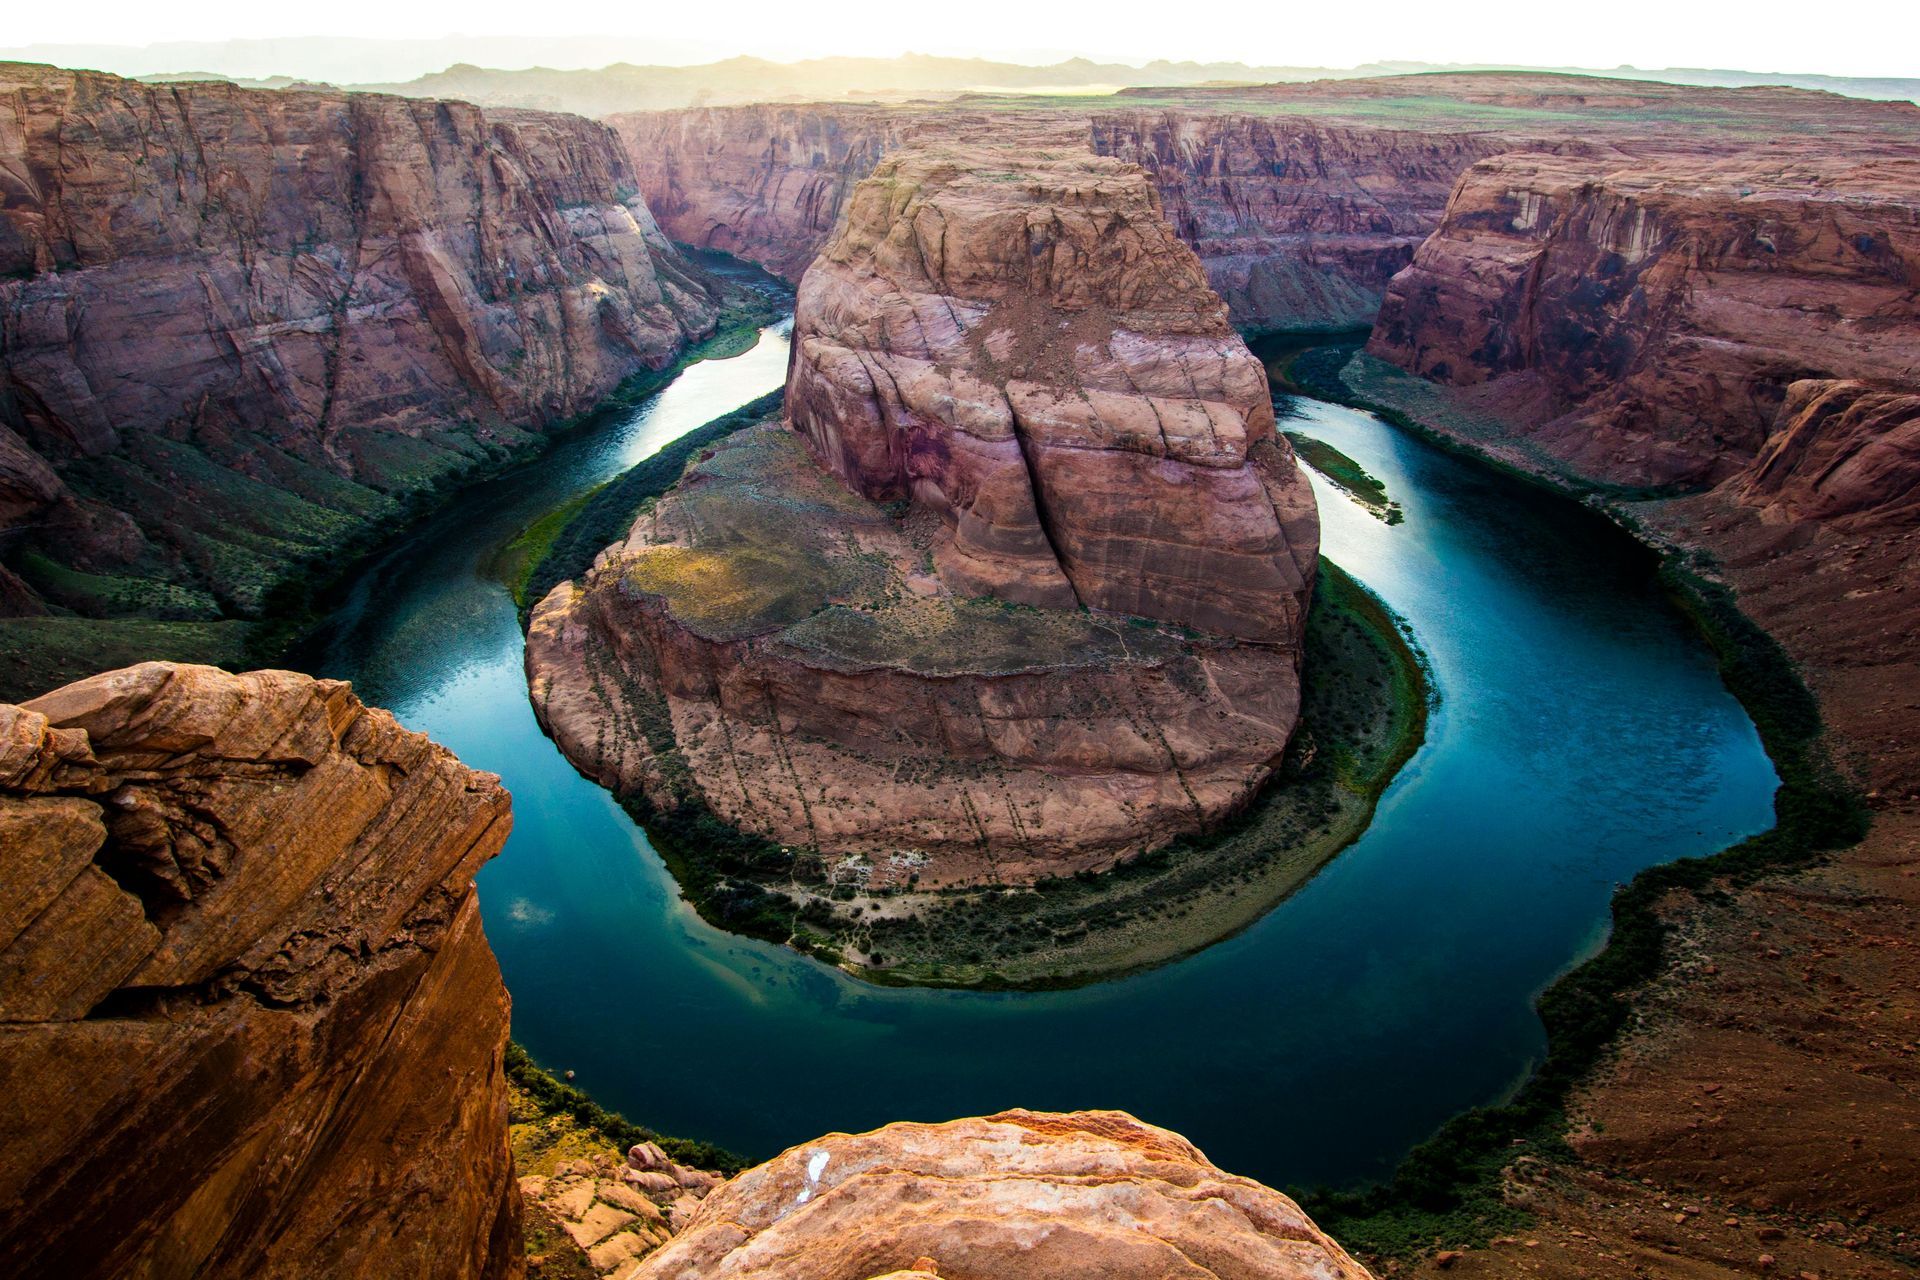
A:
[
  {"xmin": 1284, "ymin": 430, "xmax": 1403, "ymax": 524},
  {"xmin": 505, "ymin": 1041, "xmax": 747, "ymax": 1176},
  {"xmin": 516, "ymin": 389, "xmax": 785, "ymax": 615}
]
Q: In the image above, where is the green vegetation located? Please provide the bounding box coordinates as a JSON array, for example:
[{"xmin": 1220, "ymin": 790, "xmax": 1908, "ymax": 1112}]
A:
[
  {"xmin": 513, "ymin": 388, "xmax": 785, "ymax": 614},
  {"xmin": 1269, "ymin": 342, "xmax": 1871, "ymax": 1259},
  {"xmin": 1283, "ymin": 430, "xmax": 1403, "ymax": 524},
  {"xmin": 505, "ymin": 1041, "xmax": 747, "ymax": 1176},
  {"xmin": 0, "ymin": 618, "xmax": 255, "ymax": 703},
  {"xmin": 616, "ymin": 559, "xmax": 1429, "ymax": 990},
  {"xmin": 0, "ymin": 284, "xmax": 788, "ymax": 701}
]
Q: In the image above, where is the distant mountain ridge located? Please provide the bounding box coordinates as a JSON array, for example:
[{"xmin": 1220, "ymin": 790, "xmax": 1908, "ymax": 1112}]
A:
[{"xmin": 3, "ymin": 39, "xmax": 1914, "ymax": 114}]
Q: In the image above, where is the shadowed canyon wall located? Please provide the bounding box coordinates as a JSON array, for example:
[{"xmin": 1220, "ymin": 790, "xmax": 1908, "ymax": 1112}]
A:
[
  {"xmin": 610, "ymin": 101, "xmax": 1511, "ymax": 331},
  {"xmin": 0, "ymin": 63, "xmax": 723, "ymax": 638},
  {"xmin": 1368, "ymin": 148, "xmax": 1920, "ymax": 489}
]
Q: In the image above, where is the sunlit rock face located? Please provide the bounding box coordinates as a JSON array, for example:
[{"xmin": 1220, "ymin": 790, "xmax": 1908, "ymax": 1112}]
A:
[
  {"xmin": 528, "ymin": 139, "xmax": 1318, "ymax": 885},
  {"xmin": 0, "ymin": 662, "xmax": 519, "ymax": 1279},
  {"xmin": 633, "ymin": 1110, "xmax": 1374, "ymax": 1280}
]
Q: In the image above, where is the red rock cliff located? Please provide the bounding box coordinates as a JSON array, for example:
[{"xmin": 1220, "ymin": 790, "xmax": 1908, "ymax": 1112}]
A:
[
  {"xmin": 612, "ymin": 101, "xmax": 1509, "ymax": 332},
  {"xmin": 1368, "ymin": 148, "xmax": 1920, "ymax": 488},
  {"xmin": 0, "ymin": 62, "xmax": 722, "ymax": 623},
  {"xmin": 527, "ymin": 141, "xmax": 1317, "ymax": 885},
  {"xmin": 1088, "ymin": 112, "xmax": 1509, "ymax": 330},
  {"xmin": 0, "ymin": 662, "xmax": 518, "ymax": 1278}
]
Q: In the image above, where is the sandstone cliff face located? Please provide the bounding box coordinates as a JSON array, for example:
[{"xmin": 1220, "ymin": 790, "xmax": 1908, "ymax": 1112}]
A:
[
  {"xmin": 787, "ymin": 144, "xmax": 1318, "ymax": 636},
  {"xmin": 612, "ymin": 104, "xmax": 920, "ymax": 281},
  {"xmin": 614, "ymin": 101, "xmax": 1511, "ymax": 333},
  {"xmin": 0, "ymin": 62, "xmax": 721, "ymax": 622},
  {"xmin": 634, "ymin": 1110, "xmax": 1372, "ymax": 1280},
  {"xmin": 529, "ymin": 143, "xmax": 1317, "ymax": 884},
  {"xmin": 1737, "ymin": 379, "xmax": 1920, "ymax": 527},
  {"xmin": 1368, "ymin": 150, "xmax": 1920, "ymax": 488},
  {"xmin": 1089, "ymin": 112, "xmax": 1509, "ymax": 330},
  {"xmin": 0, "ymin": 662, "xmax": 519, "ymax": 1279}
]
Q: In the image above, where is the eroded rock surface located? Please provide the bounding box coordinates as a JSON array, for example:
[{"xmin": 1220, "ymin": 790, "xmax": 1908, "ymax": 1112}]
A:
[
  {"xmin": 634, "ymin": 1110, "xmax": 1372, "ymax": 1280},
  {"xmin": 529, "ymin": 143, "xmax": 1317, "ymax": 884},
  {"xmin": 0, "ymin": 662, "xmax": 518, "ymax": 1279},
  {"xmin": 0, "ymin": 62, "xmax": 722, "ymax": 623},
  {"xmin": 1369, "ymin": 149, "xmax": 1920, "ymax": 489}
]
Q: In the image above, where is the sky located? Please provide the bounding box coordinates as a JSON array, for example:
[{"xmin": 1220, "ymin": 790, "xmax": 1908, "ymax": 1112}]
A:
[{"xmin": 3, "ymin": 0, "xmax": 1916, "ymax": 80}]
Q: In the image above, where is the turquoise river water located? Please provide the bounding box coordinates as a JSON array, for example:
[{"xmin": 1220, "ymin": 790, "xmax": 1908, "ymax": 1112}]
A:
[{"xmin": 301, "ymin": 314, "xmax": 1778, "ymax": 1190}]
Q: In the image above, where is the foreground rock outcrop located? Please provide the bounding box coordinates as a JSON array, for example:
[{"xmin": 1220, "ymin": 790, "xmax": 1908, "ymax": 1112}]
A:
[
  {"xmin": 0, "ymin": 662, "xmax": 518, "ymax": 1278},
  {"xmin": 1369, "ymin": 148, "xmax": 1920, "ymax": 489},
  {"xmin": 530, "ymin": 141, "xmax": 1317, "ymax": 885},
  {"xmin": 0, "ymin": 61, "xmax": 722, "ymax": 634},
  {"xmin": 636, "ymin": 1110, "xmax": 1372, "ymax": 1280}
]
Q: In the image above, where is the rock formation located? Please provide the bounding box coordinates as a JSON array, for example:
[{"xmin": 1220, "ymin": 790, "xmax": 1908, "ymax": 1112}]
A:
[
  {"xmin": 1369, "ymin": 149, "xmax": 1920, "ymax": 489},
  {"xmin": 0, "ymin": 62, "xmax": 722, "ymax": 631},
  {"xmin": 612, "ymin": 100, "xmax": 1506, "ymax": 331},
  {"xmin": 1088, "ymin": 113, "xmax": 1508, "ymax": 330},
  {"xmin": 519, "ymin": 1140, "xmax": 726, "ymax": 1276},
  {"xmin": 1736, "ymin": 379, "xmax": 1920, "ymax": 527},
  {"xmin": 0, "ymin": 662, "xmax": 519, "ymax": 1279},
  {"xmin": 634, "ymin": 1110, "xmax": 1372, "ymax": 1280},
  {"xmin": 613, "ymin": 104, "xmax": 921, "ymax": 280},
  {"xmin": 529, "ymin": 141, "xmax": 1318, "ymax": 885}
]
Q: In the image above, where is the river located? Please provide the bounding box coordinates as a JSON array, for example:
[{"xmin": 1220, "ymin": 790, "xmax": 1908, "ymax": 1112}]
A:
[{"xmin": 300, "ymin": 314, "xmax": 1777, "ymax": 1190}]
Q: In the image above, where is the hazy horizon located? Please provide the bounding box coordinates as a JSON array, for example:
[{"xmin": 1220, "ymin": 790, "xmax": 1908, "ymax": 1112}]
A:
[{"xmin": 3, "ymin": 0, "xmax": 1915, "ymax": 84}]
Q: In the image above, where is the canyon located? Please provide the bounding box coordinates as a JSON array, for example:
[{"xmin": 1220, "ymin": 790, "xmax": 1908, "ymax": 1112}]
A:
[
  {"xmin": 611, "ymin": 73, "xmax": 1920, "ymax": 338},
  {"xmin": 1369, "ymin": 147, "xmax": 1920, "ymax": 489},
  {"xmin": 0, "ymin": 661, "xmax": 1371, "ymax": 1280},
  {"xmin": 528, "ymin": 137, "xmax": 1319, "ymax": 887},
  {"xmin": 2, "ymin": 51, "xmax": 1920, "ymax": 1280},
  {"xmin": 0, "ymin": 63, "xmax": 730, "ymax": 698}
]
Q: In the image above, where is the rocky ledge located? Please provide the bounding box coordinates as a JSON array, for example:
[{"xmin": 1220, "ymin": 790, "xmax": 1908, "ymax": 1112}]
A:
[
  {"xmin": 528, "ymin": 142, "xmax": 1317, "ymax": 886},
  {"xmin": 635, "ymin": 1109, "xmax": 1371, "ymax": 1280},
  {"xmin": 0, "ymin": 662, "xmax": 518, "ymax": 1278}
]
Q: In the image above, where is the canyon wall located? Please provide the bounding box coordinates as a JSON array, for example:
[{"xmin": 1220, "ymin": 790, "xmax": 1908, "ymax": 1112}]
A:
[
  {"xmin": 0, "ymin": 62, "xmax": 722, "ymax": 632},
  {"xmin": 0, "ymin": 662, "xmax": 518, "ymax": 1278},
  {"xmin": 612, "ymin": 104, "xmax": 922, "ymax": 280},
  {"xmin": 529, "ymin": 140, "xmax": 1317, "ymax": 885},
  {"xmin": 1088, "ymin": 112, "xmax": 1509, "ymax": 330},
  {"xmin": 1368, "ymin": 149, "xmax": 1920, "ymax": 489},
  {"xmin": 612, "ymin": 101, "xmax": 1510, "ymax": 331}
]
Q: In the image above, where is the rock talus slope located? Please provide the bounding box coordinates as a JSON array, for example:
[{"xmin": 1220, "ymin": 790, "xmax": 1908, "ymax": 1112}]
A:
[
  {"xmin": 0, "ymin": 662, "xmax": 519, "ymax": 1279},
  {"xmin": 529, "ymin": 142, "xmax": 1317, "ymax": 885},
  {"xmin": 635, "ymin": 1110, "xmax": 1372, "ymax": 1280},
  {"xmin": 0, "ymin": 62, "xmax": 722, "ymax": 625}
]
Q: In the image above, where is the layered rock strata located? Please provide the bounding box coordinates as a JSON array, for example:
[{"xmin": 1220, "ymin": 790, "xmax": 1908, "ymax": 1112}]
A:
[
  {"xmin": 1369, "ymin": 150, "xmax": 1920, "ymax": 489},
  {"xmin": 1088, "ymin": 113, "xmax": 1510, "ymax": 330},
  {"xmin": 634, "ymin": 1110, "xmax": 1372, "ymax": 1280},
  {"xmin": 529, "ymin": 144, "xmax": 1317, "ymax": 885},
  {"xmin": 0, "ymin": 662, "xmax": 518, "ymax": 1279},
  {"xmin": 612, "ymin": 100, "xmax": 1506, "ymax": 330},
  {"xmin": 0, "ymin": 62, "xmax": 722, "ymax": 627}
]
